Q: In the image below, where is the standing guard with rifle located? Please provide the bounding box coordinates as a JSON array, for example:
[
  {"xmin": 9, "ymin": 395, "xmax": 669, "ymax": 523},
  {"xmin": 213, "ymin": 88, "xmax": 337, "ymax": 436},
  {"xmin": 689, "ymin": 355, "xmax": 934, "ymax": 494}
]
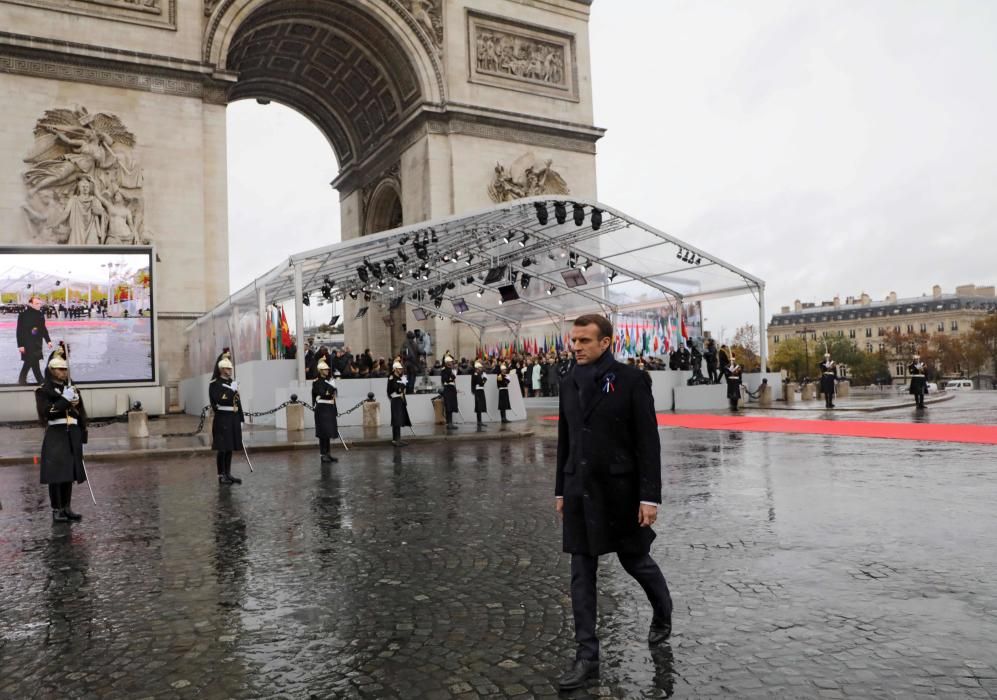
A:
[
  {"xmin": 819, "ymin": 353, "xmax": 837, "ymax": 409},
  {"xmin": 909, "ymin": 354, "xmax": 928, "ymax": 408},
  {"xmin": 471, "ymin": 360, "xmax": 488, "ymax": 430},
  {"xmin": 723, "ymin": 354, "xmax": 743, "ymax": 412},
  {"xmin": 312, "ymin": 358, "xmax": 340, "ymax": 462},
  {"xmin": 388, "ymin": 360, "xmax": 412, "ymax": 446},
  {"xmin": 36, "ymin": 344, "xmax": 88, "ymax": 522},
  {"xmin": 210, "ymin": 350, "xmax": 244, "ymax": 485},
  {"xmin": 440, "ymin": 354, "xmax": 459, "ymax": 430},
  {"xmin": 497, "ymin": 363, "xmax": 512, "ymax": 424}
]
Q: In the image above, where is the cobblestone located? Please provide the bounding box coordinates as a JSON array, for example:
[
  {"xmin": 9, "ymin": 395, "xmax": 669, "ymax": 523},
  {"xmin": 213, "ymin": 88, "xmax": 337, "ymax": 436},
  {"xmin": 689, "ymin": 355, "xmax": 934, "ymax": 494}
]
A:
[{"xmin": 2, "ymin": 396, "xmax": 997, "ymax": 697}]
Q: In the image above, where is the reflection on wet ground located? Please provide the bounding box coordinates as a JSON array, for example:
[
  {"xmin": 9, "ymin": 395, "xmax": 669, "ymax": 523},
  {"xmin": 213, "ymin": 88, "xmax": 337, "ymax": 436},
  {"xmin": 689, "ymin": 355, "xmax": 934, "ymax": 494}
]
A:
[{"xmin": 1, "ymin": 395, "xmax": 997, "ymax": 697}]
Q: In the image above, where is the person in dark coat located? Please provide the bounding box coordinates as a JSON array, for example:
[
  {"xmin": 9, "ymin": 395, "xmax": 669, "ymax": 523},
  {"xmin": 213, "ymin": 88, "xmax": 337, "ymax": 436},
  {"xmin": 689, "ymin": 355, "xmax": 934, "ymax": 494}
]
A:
[
  {"xmin": 388, "ymin": 360, "xmax": 411, "ymax": 446},
  {"xmin": 440, "ymin": 354, "xmax": 459, "ymax": 430},
  {"xmin": 723, "ymin": 354, "xmax": 743, "ymax": 411},
  {"xmin": 311, "ymin": 358, "xmax": 340, "ymax": 462},
  {"xmin": 819, "ymin": 353, "xmax": 837, "ymax": 408},
  {"xmin": 554, "ymin": 314, "xmax": 672, "ymax": 691},
  {"xmin": 909, "ymin": 354, "xmax": 928, "ymax": 408},
  {"xmin": 678, "ymin": 344, "xmax": 691, "ymax": 371},
  {"xmin": 471, "ymin": 360, "xmax": 488, "ymax": 429},
  {"xmin": 209, "ymin": 351, "xmax": 244, "ymax": 485},
  {"xmin": 17, "ymin": 295, "xmax": 53, "ymax": 385},
  {"xmin": 36, "ymin": 345, "xmax": 88, "ymax": 522},
  {"xmin": 497, "ymin": 363, "xmax": 512, "ymax": 423},
  {"xmin": 690, "ymin": 344, "xmax": 704, "ymax": 382},
  {"xmin": 704, "ymin": 339, "xmax": 719, "ymax": 383},
  {"xmin": 717, "ymin": 345, "xmax": 730, "ymax": 384}
]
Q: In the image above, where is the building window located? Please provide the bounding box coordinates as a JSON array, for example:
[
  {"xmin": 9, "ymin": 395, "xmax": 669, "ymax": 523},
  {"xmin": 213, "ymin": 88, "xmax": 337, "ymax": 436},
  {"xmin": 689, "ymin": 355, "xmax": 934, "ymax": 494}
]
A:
[
  {"xmin": 822, "ymin": 331, "xmax": 828, "ymax": 338},
  {"xmin": 866, "ymin": 328, "xmax": 872, "ymax": 337},
  {"xmin": 920, "ymin": 323, "xmax": 927, "ymax": 333},
  {"xmin": 896, "ymin": 364, "xmax": 905, "ymax": 376},
  {"xmin": 894, "ymin": 325, "xmax": 900, "ymax": 333},
  {"xmin": 906, "ymin": 324, "xmax": 914, "ymax": 333},
  {"xmin": 878, "ymin": 327, "xmax": 885, "ymax": 337},
  {"xmin": 879, "ymin": 343, "xmax": 885, "ymax": 353},
  {"xmin": 849, "ymin": 329, "xmax": 856, "ymax": 338},
  {"xmin": 773, "ymin": 335, "xmax": 779, "ymax": 344},
  {"xmin": 866, "ymin": 342, "xmax": 873, "ymax": 352},
  {"xmin": 938, "ymin": 321, "xmax": 945, "ymax": 332},
  {"xmin": 951, "ymin": 320, "xmax": 959, "ymax": 331},
  {"xmin": 838, "ymin": 330, "xmax": 844, "ymax": 337},
  {"xmin": 811, "ymin": 333, "xmax": 817, "ymax": 340}
]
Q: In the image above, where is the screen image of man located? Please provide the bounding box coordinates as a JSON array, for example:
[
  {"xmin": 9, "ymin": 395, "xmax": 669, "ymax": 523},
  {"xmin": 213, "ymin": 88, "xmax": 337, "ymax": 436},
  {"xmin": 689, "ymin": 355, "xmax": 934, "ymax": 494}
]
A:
[
  {"xmin": 555, "ymin": 314, "xmax": 673, "ymax": 691},
  {"xmin": 17, "ymin": 296, "xmax": 53, "ymax": 385}
]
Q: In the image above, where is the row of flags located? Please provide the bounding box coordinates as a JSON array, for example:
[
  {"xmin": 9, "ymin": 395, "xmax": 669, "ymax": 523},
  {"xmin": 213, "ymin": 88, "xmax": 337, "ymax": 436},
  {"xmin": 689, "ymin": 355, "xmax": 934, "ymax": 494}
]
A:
[
  {"xmin": 265, "ymin": 305, "xmax": 293, "ymax": 359},
  {"xmin": 473, "ymin": 312, "xmax": 692, "ymax": 359}
]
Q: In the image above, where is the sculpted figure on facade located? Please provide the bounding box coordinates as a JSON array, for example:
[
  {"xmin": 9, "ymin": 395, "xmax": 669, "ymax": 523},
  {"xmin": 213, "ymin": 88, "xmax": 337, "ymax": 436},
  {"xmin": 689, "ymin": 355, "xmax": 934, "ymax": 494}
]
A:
[
  {"xmin": 22, "ymin": 107, "xmax": 150, "ymax": 246},
  {"xmin": 405, "ymin": 0, "xmax": 443, "ymax": 48},
  {"xmin": 488, "ymin": 153, "xmax": 570, "ymax": 203},
  {"xmin": 476, "ymin": 29, "xmax": 565, "ymax": 86}
]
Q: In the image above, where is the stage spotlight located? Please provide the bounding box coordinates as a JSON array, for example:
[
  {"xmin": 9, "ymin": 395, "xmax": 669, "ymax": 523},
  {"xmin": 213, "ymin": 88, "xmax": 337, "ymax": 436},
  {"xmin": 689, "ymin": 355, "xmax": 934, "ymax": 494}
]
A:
[
  {"xmin": 695, "ymin": 256, "xmax": 702, "ymax": 265},
  {"xmin": 446, "ymin": 281, "xmax": 456, "ymax": 290},
  {"xmin": 465, "ymin": 275, "xmax": 474, "ymax": 284},
  {"xmin": 430, "ymin": 228, "xmax": 438, "ymax": 244},
  {"xmin": 357, "ymin": 266, "xmax": 369, "ymax": 283},
  {"xmin": 434, "ymin": 298, "xmax": 442, "ymax": 309},
  {"xmin": 364, "ymin": 292, "xmax": 372, "ymax": 302},
  {"xmin": 554, "ymin": 201, "xmax": 567, "ymax": 224},
  {"xmin": 502, "ymin": 231, "xmax": 511, "ymax": 243},
  {"xmin": 591, "ymin": 208, "xmax": 603, "ymax": 230},
  {"xmin": 398, "ymin": 235, "xmax": 409, "ymax": 245},
  {"xmin": 303, "ymin": 293, "xmax": 310, "ymax": 306},
  {"xmin": 519, "ymin": 232, "xmax": 528, "ymax": 247},
  {"xmin": 476, "ymin": 288, "xmax": 484, "ymax": 297},
  {"xmin": 608, "ymin": 269, "xmax": 618, "ymax": 281},
  {"xmin": 534, "ymin": 202, "xmax": 549, "ymax": 225},
  {"xmin": 398, "ymin": 249, "xmax": 409, "ymax": 262},
  {"xmin": 442, "ymin": 251, "xmax": 451, "ymax": 262},
  {"xmin": 388, "ymin": 283, "xmax": 395, "ymax": 291},
  {"xmin": 465, "ymin": 254, "xmax": 474, "ymax": 266},
  {"xmin": 582, "ymin": 259, "xmax": 593, "ymax": 271},
  {"xmin": 324, "ymin": 276, "xmax": 333, "ymax": 286},
  {"xmin": 510, "ymin": 270, "xmax": 520, "ymax": 284},
  {"xmin": 520, "ymin": 273, "xmax": 531, "ymax": 290},
  {"xmin": 421, "ymin": 268, "xmax": 430, "ymax": 281},
  {"xmin": 385, "ymin": 260, "xmax": 397, "ymax": 275},
  {"xmin": 573, "ymin": 203, "xmax": 585, "ymax": 226},
  {"xmin": 547, "ymin": 284, "xmax": 555, "ymax": 295},
  {"xmin": 349, "ymin": 289, "xmax": 359, "ymax": 300},
  {"xmin": 676, "ymin": 248, "xmax": 684, "ymax": 260},
  {"xmin": 522, "ymin": 257, "xmax": 533, "ymax": 267}
]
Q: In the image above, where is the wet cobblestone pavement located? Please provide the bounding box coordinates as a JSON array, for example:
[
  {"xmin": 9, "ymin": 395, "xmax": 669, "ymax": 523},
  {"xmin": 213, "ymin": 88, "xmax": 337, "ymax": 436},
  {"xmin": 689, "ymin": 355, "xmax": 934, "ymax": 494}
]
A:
[{"xmin": 2, "ymin": 395, "xmax": 997, "ymax": 698}]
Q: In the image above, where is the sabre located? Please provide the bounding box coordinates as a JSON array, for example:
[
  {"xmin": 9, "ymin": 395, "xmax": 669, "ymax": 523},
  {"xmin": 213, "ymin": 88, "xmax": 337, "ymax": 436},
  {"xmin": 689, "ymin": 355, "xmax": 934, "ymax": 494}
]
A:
[
  {"xmin": 241, "ymin": 442, "xmax": 255, "ymax": 472},
  {"xmin": 338, "ymin": 433, "xmax": 350, "ymax": 451},
  {"xmin": 80, "ymin": 456, "xmax": 97, "ymax": 506}
]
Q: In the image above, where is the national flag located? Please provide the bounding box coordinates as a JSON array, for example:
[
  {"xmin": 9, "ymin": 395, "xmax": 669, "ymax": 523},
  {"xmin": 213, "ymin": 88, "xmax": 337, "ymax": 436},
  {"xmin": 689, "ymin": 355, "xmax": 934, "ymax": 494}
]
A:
[
  {"xmin": 680, "ymin": 312, "xmax": 688, "ymax": 340},
  {"xmin": 279, "ymin": 306, "xmax": 292, "ymax": 349}
]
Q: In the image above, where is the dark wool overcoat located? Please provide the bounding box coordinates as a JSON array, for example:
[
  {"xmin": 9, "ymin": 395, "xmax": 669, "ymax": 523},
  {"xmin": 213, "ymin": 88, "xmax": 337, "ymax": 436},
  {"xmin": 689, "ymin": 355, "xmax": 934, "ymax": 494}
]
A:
[
  {"xmin": 555, "ymin": 357, "xmax": 661, "ymax": 556},
  {"xmin": 311, "ymin": 377, "xmax": 339, "ymax": 439},
  {"xmin": 17, "ymin": 306, "xmax": 51, "ymax": 362},
  {"xmin": 210, "ymin": 379, "xmax": 244, "ymax": 451},
  {"xmin": 909, "ymin": 363, "xmax": 928, "ymax": 396},
  {"xmin": 387, "ymin": 374, "xmax": 412, "ymax": 427},
  {"xmin": 471, "ymin": 372, "xmax": 488, "ymax": 413},
  {"xmin": 36, "ymin": 380, "xmax": 88, "ymax": 485},
  {"xmin": 819, "ymin": 361, "xmax": 837, "ymax": 396},
  {"xmin": 440, "ymin": 367, "xmax": 459, "ymax": 413},
  {"xmin": 496, "ymin": 373, "xmax": 512, "ymax": 410},
  {"xmin": 723, "ymin": 365, "xmax": 743, "ymax": 400}
]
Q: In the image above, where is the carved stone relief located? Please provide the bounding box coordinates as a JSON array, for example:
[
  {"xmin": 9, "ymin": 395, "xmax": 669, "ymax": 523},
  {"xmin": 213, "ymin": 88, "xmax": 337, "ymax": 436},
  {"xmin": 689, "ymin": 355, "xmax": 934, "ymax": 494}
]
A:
[
  {"xmin": 488, "ymin": 152, "xmax": 569, "ymax": 204},
  {"xmin": 1, "ymin": 0, "xmax": 176, "ymax": 29},
  {"xmin": 22, "ymin": 107, "xmax": 151, "ymax": 246},
  {"xmin": 404, "ymin": 0, "xmax": 443, "ymax": 49},
  {"xmin": 469, "ymin": 12, "xmax": 577, "ymax": 101}
]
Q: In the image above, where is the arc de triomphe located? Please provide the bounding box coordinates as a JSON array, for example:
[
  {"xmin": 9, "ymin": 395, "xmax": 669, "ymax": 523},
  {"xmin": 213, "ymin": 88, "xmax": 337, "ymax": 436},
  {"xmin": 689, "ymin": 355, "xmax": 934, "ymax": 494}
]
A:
[{"xmin": 0, "ymin": 0, "xmax": 602, "ymax": 385}]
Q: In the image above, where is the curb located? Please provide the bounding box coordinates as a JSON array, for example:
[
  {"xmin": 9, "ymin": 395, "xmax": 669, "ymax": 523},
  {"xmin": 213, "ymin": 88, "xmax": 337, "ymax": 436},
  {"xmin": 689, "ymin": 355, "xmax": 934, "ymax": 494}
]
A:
[{"xmin": 0, "ymin": 429, "xmax": 535, "ymax": 467}]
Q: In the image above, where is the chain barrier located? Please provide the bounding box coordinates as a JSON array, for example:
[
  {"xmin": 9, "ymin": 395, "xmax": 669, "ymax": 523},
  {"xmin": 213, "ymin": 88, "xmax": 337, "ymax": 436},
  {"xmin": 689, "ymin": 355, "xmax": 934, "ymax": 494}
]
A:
[{"xmin": 162, "ymin": 397, "xmax": 370, "ymax": 438}]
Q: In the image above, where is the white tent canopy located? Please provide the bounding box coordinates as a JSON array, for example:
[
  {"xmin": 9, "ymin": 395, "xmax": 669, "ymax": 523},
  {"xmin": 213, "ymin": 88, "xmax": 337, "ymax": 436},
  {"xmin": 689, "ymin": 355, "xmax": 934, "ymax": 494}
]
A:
[{"xmin": 187, "ymin": 196, "xmax": 767, "ymax": 375}]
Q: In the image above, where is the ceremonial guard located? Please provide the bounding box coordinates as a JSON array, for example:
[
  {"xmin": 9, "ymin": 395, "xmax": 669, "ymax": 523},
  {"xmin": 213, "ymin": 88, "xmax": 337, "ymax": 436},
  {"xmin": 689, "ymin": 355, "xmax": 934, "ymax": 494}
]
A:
[
  {"xmin": 388, "ymin": 360, "xmax": 411, "ymax": 446},
  {"xmin": 723, "ymin": 354, "xmax": 743, "ymax": 411},
  {"xmin": 819, "ymin": 353, "xmax": 837, "ymax": 408},
  {"xmin": 497, "ymin": 363, "xmax": 512, "ymax": 424},
  {"xmin": 37, "ymin": 345, "xmax": 88, "ymax": 522},
  {"xmin": 440, "ymin": 354, "xmax": 459, "ymax": 430},
  {"xmin": 909, "ymin": 354, "xmax": 928, "ymax": 408},
  {"xmin": 555, "ymin": 315, "xmax": 672, "ymax": 691},
  {"xmin": 311, "ymin": 358, "xmax": 339, "ymax": 462},
  {"xmin": 209, "ymin": 351, "xmax": 244, "ymax": 485},
  {"xmin": 471, "ymin": 360, "xmax": 488, "ymax": 429}
]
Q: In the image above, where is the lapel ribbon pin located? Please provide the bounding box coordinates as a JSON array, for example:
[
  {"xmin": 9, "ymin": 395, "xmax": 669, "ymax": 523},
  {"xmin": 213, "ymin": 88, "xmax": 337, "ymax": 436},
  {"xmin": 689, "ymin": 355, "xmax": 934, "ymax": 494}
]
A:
[{"xmin": 602, "ymin": 372, "xmax": 616, "ymax": 394}]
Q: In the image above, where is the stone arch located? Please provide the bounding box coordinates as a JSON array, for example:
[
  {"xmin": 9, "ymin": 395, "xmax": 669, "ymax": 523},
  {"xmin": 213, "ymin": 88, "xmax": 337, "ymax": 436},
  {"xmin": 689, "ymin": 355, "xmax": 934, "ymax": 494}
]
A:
[
  {"xmin": 364, "ymin": 177, "xmax": 403, "ymax": 235},
  {"xmin": 204, "ymin": 0, "xmax": 445, "ymax": 171}
]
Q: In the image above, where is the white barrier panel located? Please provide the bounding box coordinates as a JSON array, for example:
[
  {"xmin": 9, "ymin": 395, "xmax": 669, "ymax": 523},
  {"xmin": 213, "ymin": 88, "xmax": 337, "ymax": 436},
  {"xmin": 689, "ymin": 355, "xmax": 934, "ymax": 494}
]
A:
[
  {"xmin": 673, "ymin": 383, "xmax": 730, "ymax": 411},
  {"xmin": 0, "ymin": 385, "xmax": 165, "ymax": 422}
]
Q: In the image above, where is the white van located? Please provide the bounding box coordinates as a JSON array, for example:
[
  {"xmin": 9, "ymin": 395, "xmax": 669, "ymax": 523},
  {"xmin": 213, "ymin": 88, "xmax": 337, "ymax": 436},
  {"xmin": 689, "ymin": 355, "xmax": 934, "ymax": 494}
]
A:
[{"xmin": 944, "ymin": 379, "xmax": 973, "ymax": 390}]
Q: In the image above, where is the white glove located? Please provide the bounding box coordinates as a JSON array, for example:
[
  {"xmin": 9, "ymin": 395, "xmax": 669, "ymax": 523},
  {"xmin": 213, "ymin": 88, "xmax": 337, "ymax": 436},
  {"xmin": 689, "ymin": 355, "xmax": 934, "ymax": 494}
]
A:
[
  {"xmin": 229, "ymin": 380, "xmax": 239, "ymax": 392},
  {"xmin": 62, "ymin": 386, "xmax": 77, "ymax": 402}
]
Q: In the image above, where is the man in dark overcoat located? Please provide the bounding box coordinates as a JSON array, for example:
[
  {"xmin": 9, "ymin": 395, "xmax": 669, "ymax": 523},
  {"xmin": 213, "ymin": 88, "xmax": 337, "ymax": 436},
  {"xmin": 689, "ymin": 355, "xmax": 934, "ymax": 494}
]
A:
[
  {"xmin": 36, "ymin": 345, "xmax": 87, "ymax": 522},
  {"xmin": 819, "ymin": 353, "xmax": 837, "ymax": 408},
  {"xmin": 209, "ymin": 351, "xmax": 244, "ymax": 485},
  {"xmin": 555, "ymin": 314, "xmax": 672, "ymax": 691},
  {"xmin": 17, "ymin": 295, "xmax": 53, "ymax": 385},
  {"xmin": 717, "ymin": 344, "xmax": 730, "ymax": 384},
  {"xmin": 388, "ymin": 360, "xmax": 411, "ymax": 446},
  {"xmin": 311, "ymin": 358, "xmax": 340, "ymax": 462},
  {"xmin": 440, "ymin": 354, "xmax": 459, "ymax": 429}
]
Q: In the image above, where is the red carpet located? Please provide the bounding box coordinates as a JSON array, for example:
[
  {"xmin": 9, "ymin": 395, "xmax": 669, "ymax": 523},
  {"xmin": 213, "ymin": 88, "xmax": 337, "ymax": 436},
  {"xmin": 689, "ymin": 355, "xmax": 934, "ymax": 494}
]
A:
[{"xmin": 543, "ymin": 414, "xmax": 997, "ymax": 445}]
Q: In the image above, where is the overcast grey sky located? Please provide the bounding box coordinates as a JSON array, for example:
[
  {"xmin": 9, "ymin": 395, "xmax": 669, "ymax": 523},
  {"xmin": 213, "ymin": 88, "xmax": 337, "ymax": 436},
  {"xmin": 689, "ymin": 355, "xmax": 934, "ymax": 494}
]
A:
[{"xmin": 227, "ymin": 0, "xmax": 997, "ymax": 341}]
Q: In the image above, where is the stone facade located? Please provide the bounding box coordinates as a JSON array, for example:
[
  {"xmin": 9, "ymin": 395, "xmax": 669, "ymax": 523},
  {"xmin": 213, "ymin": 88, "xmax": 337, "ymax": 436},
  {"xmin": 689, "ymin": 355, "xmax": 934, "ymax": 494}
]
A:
[{"xmin": 0, "ymin": 0, "xmax": 601, "ymax": 384}]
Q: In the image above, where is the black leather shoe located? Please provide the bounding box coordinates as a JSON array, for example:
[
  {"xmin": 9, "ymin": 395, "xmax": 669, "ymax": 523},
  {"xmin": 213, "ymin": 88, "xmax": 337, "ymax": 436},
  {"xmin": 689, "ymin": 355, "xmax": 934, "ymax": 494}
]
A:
[
  {"xmin": 501, "ymin": 419, "xmax": 511, "ymax": 424},
  {"xmin": 446, "ymin": 423, "xmax": 457, "ymax": 430},
  {"xmin": 392, "ymin": 440, "xmax": 409, "ymax": 447},
  {"xmin": 52, "ymin": 509, "xmax": 69, "ymax": 523},
  {"xmin": 320, "ymin": 454, "xmax": 334, "ymax": 463},
  {"xmin": 227, "ymin": 474, "xmax": 242, "ymax": 485},
  {"xmin": 218, "ymin": 475, "xmax": 233, "ymax": 485},
  {"xmin": 63, "ymin": 508, "xmax": 83, "ymax": 521},
  {"xmin": 648, "ymin": 619, "xmax": 672, "ymax": 645},
  {"xmin": 558, "ymin": 659, "xmax": 599, "ymax": 691}
]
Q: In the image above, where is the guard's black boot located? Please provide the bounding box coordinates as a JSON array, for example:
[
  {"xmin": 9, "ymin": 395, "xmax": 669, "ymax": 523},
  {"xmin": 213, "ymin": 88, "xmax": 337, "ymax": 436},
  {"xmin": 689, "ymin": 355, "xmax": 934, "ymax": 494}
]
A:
[
  {"xmin": 558, "ymin": 659, "xmax": 600, "ymax": 691},
  {"xmin": 500, "ymin": 411, "xmax": 510, "ymax": 424},
  {"xmin": 648, "ymin": 618, "xmax": 672, "ymax": 645},
  {"xmin": 218, "ymin": 474, "xmax": 233, "ymax": 485},
  {"xmin": 63, "ymin": 509, "xmax": 83, "ymax": 522},
  {"xmin": 52, "ymin": 508, "xmax": 69, "ymax": 523},
  {"xmin": 392, "ymin": 440, "xmax": 409, "ymax": 447},
  {"xmin": 321, "ymin": 454, "xmax": 334, "ymax": 463},
  {"xmin": 227, "ymin": 473, "xmax": 242, "ymax": 485}
]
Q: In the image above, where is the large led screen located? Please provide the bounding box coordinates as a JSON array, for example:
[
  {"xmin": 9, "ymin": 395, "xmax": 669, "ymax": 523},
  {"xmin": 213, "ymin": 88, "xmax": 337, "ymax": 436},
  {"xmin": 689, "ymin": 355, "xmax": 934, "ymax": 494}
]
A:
[{"xmin": 0, "ymin": 247, "xmax": 155, "ymax": 387}]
